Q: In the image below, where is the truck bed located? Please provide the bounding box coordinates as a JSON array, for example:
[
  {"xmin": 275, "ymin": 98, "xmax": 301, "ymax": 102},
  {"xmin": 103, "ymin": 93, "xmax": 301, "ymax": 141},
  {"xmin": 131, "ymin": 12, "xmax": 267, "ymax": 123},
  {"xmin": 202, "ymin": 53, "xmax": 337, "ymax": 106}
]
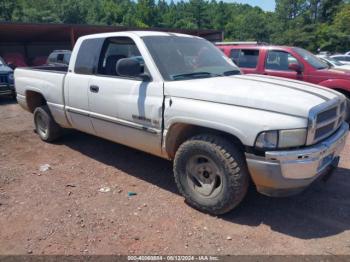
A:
[
  {"xmin": 25, "ymin": 65, "xmax": 68, "ymax": 73},
  {"xmin": 14, "ymin": 65, "xmax": 69, "ymax": 127}
]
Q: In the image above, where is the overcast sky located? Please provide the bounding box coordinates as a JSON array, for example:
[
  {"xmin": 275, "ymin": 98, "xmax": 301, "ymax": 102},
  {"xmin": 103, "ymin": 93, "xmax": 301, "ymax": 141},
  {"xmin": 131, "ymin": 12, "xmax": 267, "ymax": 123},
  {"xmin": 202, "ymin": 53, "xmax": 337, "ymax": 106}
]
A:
[{"xmin": 170, "ymin": 0, "xmax": 276, "ymax": 12}]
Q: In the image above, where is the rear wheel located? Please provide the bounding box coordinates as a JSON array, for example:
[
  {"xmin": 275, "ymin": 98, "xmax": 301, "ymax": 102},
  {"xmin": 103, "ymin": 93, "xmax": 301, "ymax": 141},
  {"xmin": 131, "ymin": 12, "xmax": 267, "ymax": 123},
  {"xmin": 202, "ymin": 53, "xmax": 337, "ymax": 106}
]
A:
[
  {"xmin": 174, "ymin": 134, "xmax": 250, "ymax": 215},
  {"xmin": 34, "ymin": 105, "xmax": 62, "ymax": 142}
]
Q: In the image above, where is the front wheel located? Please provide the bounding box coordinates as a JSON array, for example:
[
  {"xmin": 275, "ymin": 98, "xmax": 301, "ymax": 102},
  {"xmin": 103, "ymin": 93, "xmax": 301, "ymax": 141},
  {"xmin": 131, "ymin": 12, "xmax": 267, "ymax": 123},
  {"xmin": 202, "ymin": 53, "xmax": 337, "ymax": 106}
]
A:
[
  {"xmin": 173, "ymin": 134, "xmax": 250, "ymax": 215},
  {"xmin": 34, "ymin": 105, "xmax": 62, "ymax": 142}
]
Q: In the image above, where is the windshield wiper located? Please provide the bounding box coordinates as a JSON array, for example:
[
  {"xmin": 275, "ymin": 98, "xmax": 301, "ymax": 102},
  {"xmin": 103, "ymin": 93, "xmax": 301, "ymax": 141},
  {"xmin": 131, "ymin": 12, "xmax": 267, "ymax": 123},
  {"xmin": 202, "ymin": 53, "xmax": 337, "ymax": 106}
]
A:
[
  {"xmin": 220, "ymin": 70, "xmax": 241, "ymax": 76},
  {"xmin": 172, "ymin": 72, "xmax": 219, "ymax": 80}
]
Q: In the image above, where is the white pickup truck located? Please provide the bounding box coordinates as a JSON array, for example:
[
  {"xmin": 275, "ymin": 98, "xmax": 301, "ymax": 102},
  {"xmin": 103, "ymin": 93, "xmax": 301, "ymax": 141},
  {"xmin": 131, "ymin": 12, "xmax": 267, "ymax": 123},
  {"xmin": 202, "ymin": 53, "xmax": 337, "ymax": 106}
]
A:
[{"xmin": 15, "ymin": 31, "xmax": 349, "ymax": 215}]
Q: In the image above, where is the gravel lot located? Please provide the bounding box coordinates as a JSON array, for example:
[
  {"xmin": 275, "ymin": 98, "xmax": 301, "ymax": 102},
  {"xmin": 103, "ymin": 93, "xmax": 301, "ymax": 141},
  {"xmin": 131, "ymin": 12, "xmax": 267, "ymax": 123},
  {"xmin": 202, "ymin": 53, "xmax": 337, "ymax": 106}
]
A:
[{"xmin": 1, "ymin": 97, "xmax": 350, "ymax": 255}]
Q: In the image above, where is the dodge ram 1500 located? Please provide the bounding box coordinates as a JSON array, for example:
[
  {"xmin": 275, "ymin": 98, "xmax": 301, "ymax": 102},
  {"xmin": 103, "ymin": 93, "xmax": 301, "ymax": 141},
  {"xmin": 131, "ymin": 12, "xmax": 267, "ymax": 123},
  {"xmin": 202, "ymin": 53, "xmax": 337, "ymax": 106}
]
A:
[{"xmin": 15, "ymin": 31, "xmax": 349, "ymax": 215}]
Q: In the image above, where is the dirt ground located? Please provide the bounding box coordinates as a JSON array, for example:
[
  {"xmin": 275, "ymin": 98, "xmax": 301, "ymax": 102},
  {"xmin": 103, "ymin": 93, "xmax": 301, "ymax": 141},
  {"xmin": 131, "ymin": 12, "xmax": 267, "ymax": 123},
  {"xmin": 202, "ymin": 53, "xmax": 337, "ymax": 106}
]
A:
[{"xmin": 1, "ymin": 96, "xmax": 350, "ymax": 255}]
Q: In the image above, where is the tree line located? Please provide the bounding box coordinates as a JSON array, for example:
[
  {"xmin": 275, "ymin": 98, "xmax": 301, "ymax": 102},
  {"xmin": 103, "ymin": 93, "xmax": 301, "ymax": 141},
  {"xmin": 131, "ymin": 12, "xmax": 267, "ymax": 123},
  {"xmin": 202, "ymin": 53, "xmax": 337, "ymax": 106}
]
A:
[{"xmin": 0, "ymin": 0, "xmax": 350, "ymax": 52}]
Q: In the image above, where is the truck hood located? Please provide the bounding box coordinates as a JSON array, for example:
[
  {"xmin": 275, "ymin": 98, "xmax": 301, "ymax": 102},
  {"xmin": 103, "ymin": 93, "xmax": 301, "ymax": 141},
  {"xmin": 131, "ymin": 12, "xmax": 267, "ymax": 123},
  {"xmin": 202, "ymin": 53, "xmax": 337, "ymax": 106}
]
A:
[
  {"xmin": 164, "ymin": 74, "xmax": 341, "ymax": 118},
  {"xmin": 0, "ymin": 64, "xmax": 13, "ymax": 73},
  {"xmin": 318, "ymin": 67, "xmax": 350, "ymax": 78}
]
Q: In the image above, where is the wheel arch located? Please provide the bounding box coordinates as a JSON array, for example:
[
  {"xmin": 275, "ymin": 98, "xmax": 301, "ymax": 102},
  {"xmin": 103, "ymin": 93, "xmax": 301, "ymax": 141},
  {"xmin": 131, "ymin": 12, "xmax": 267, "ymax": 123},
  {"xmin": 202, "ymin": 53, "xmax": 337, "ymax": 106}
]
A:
[
  {"xmin": 165, "ymin": 122, "xmax": 246, "ymax": 160},
  {"xmin": 25, "ymin": 90, "xmax": 47, "ymax": 113},
  {"xmin": 318, "ymin": 79, "xmax": 350, "ymax": 96}
]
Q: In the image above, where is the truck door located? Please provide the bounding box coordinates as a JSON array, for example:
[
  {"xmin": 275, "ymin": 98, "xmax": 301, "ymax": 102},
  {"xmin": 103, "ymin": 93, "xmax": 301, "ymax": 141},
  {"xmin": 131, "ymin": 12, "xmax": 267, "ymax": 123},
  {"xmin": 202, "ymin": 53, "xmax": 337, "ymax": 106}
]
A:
[
  {"xmin": 65, "ymin": 38, "xmax": 104, "ymax": 135},
  {"xmin": 88, "ymin": 36, "xmax": 164, "ymax": 156},
  {"xmin": 263, "ymin": 50, "xmax": 304, "ymax": 80}
]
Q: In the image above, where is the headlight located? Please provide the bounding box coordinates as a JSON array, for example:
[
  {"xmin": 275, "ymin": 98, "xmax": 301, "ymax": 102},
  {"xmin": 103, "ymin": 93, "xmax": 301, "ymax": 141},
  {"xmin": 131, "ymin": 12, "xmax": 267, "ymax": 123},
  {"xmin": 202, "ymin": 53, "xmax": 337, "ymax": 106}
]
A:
[
  {"xmin": 8, "ymin": 73, "xmax": 14, "ymax": 81},
  {"xmin": 279, "ymin": 129, "xmax": 307, "ymax": 148},
  {"xmin": 255, "ymin": 129, "xmax": 307, "ymax": 149},
  {"xmin": 255, "ymin": 130, "xmax": 278, "ymax": 149}
]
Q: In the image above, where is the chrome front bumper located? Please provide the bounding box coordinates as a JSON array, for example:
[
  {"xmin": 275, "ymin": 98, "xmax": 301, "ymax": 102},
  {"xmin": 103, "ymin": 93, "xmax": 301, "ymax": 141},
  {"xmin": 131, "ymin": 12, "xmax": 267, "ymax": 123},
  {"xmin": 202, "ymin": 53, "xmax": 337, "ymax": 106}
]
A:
[{"xmin": 246, "ymin": 122, "xmax": 349, "ymax": 196}]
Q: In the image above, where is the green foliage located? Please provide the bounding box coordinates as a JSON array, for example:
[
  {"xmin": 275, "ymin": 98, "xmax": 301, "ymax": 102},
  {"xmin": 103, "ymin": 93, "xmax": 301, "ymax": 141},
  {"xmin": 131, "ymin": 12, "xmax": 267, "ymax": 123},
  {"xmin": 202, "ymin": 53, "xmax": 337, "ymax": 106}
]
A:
[
  {"xmin": 333, "ymin": 3, "xmax": 350, "ymax": 33},
  {"xmin": 57, "ymin": 0, "xmax": 88, "ymax": 24},
  {"xmin": 0, "ymin": 0, "xmax": 18, "ymax": 21},
  {"xmin": 136, "ymin": 0, "xmax": 157, "ymax": 27},
  {"xmin": 225, "ymin": 7, "xmax": 270, "ymax": 42},
  {"xmin": 11, "ymin": 0, "xmax": 61, "ymax": 23},
  {"xmin": 0, "ymin": 0, "xmax": 349, "ymax": 52},
  {"xmin": 272, "ymin": 0, "xmax": 350, "ymax": 52},
  {"xmin": 188, "ymin": 0, "xmax": 209, "ymax": 29}
]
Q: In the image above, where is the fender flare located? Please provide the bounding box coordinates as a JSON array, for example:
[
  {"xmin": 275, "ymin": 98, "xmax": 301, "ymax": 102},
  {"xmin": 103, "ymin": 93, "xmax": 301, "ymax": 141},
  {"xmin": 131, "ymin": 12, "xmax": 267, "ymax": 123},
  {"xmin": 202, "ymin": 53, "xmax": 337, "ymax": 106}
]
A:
[
  {"xmin": 24, "ymin": 89, "xmax": 47, "ymax": 113},
  {"xmin": 164, "ymin": 117, "xmax": 249, "ymax": 158},
  {"xmin": 166, "ymin": 117, "xmax": 247, "ymax": 143}
]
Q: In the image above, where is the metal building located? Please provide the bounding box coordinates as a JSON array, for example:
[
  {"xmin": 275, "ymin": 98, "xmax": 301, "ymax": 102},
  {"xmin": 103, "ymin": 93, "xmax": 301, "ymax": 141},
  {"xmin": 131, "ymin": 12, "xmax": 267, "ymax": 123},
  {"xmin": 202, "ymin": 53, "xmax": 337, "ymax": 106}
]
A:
[{"xmin": 0, "ymin": 22, "xmax": 223, "ymax": 67}]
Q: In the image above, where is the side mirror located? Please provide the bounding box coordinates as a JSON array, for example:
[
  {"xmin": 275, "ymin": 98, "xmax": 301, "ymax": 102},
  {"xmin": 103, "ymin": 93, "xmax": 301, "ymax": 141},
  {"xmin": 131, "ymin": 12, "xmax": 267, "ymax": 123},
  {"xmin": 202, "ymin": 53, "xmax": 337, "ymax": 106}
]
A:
[
  {"xmin": 288, "ymin": 63, "xmax": 303, "ymax": 73},
  {"xmin": 116, "ymin": 58, "xmax": 150, "ymax": 81}
]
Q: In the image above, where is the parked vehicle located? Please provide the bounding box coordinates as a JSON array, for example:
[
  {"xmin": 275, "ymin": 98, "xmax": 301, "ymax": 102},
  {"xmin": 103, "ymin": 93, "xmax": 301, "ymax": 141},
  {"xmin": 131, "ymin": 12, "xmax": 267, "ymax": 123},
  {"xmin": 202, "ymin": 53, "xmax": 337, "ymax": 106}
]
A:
[
  {"xmin": 217, "ymin": 43, "xmax": 350, "ymax": 107},
  {"xmin": 32, "ymin": 56, "xmax": 48, "ymax": 66},
  {"xmin": 317, "ymin": 56, "xmax": 350, "ymax": 71},
  {"xmin": 47, "ymin": 50, "xmax": 71, "ymax": 66},
  {"xmin": 0, "ymin": 56, "xmax": 15, "ymax": 97},
  {"xmin": 318, "ymin": 51, "xmax": 331, "ymax": 57},
  {"xmin": 15, "ymin": 32, "xmax": 349, "ymax": 215},
  {"xmin": 2, "ymin": 53, "xmax": 27, "ymax": 68},
  {"xmin": 330, "ymin": 55, "xmax": 350, "ymax": 65}
]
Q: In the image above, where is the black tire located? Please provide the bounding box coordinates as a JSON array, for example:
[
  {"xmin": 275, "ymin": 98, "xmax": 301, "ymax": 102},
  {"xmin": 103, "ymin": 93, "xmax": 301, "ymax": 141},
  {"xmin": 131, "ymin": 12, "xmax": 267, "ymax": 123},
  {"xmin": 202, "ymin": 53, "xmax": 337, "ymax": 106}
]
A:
[
  {"xmin": 174, "ymin": 134, "xmax": 250, "ymax": 215},
  {"xmin": 33, "ymin": 105, "xmax": 62, "ymax": 142}
]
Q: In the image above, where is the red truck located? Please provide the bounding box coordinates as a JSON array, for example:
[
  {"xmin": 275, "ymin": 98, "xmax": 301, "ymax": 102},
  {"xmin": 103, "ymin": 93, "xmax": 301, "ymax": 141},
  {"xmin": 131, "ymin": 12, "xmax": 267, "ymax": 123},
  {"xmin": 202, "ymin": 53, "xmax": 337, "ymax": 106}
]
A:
[{"xmin": 217, "ymin": 42, "xmax": 350, "ymax": 103}]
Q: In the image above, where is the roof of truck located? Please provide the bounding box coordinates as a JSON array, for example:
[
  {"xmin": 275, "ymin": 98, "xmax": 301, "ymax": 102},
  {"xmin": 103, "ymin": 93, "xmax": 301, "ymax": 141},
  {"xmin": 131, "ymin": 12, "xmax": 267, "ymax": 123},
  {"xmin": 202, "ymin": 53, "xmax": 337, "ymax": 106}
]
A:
[
  {"xmin": 133, "ymin": 31, "xmax": 198, "ymax": 37},
  {"xmin": 80, "ymin": 31, "xmax": 200, "ymax": 40}
]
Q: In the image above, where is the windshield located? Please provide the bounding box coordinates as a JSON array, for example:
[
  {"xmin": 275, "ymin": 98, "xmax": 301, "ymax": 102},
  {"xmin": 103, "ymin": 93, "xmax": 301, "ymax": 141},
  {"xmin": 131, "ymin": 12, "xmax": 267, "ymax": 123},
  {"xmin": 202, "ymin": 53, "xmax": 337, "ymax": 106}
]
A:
[
  {"xmin": 0, "ymin": 57, "xmax": 4, "ymax": 65},
  {"xmin": 293, "ymin": 47, "xmax": 328, "ymax": 70},
  {"xmin": 142, "ymin": 36, "xmax": 241, "ymax": 81}
]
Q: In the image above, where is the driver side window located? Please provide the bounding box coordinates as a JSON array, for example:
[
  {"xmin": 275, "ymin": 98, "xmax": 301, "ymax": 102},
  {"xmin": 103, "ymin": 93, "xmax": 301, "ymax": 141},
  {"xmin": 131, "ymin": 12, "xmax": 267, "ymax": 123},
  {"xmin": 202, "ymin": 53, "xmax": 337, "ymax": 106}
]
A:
[
  {"xmin": 266, "ymin": 50, "xmax": 300, "ymax": 71},
  {"xmin": 97, "ymin": 37, "xmax": 145, "ymax": 77}
]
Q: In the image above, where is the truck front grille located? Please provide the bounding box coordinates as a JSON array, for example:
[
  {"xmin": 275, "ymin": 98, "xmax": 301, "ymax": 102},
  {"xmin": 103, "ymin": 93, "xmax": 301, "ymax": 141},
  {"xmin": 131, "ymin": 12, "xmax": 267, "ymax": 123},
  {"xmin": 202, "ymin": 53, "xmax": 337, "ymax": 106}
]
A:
[
  {"xmin": 316, "ymin": 107, "xmax": 337, "ymax": 123},
  {"xmin": 315, "ymin": 122, "xmax": 336, "ymax": 139},
  {"xmin": 307, "ymin": 98, "xmax": 346, "ymax": 145},
  {"xmin": 0, "ymin": 74, "xmax": 7, "ymax": 84}
]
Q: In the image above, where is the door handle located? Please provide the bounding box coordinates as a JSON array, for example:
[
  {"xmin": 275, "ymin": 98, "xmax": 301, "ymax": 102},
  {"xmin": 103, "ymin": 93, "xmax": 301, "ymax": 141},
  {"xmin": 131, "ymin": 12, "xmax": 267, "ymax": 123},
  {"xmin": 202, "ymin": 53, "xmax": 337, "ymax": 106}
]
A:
[{"xmin": 90, "ymin": 85, "xmax": 99, "ymax": 93}]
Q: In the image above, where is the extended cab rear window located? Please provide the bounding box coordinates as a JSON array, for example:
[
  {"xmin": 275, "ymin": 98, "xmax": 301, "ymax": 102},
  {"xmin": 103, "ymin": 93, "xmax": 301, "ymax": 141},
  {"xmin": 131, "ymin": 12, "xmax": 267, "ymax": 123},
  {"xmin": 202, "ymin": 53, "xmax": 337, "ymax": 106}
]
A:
[
  {"xmin": 74, "ymin": 38, "xmax": 104, "ymax": 75},
  {"xmin": 230, "ymin": 49, "xmax": 259, "ymax": 68}
]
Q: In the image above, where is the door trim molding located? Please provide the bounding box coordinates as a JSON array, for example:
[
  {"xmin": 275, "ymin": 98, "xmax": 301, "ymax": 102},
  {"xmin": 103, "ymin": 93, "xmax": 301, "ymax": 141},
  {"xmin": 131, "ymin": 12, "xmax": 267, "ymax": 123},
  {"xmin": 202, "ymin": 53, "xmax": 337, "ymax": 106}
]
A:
[{"xmin": 66, "ymin": 106, "xmax": 160, "ymax": 134}]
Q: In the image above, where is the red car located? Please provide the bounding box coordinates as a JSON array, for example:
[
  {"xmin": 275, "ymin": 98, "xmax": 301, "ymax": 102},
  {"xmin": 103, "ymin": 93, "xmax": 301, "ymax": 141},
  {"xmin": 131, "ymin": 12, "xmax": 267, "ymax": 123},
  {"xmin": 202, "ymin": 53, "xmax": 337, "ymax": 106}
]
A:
[
  {"xmin": 217, "ymin": 42, "xmax": 350, "ymax": 102},
  {"xmin": 2, "ymin": 53, "xmax": 28, "ymax": 68}
]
